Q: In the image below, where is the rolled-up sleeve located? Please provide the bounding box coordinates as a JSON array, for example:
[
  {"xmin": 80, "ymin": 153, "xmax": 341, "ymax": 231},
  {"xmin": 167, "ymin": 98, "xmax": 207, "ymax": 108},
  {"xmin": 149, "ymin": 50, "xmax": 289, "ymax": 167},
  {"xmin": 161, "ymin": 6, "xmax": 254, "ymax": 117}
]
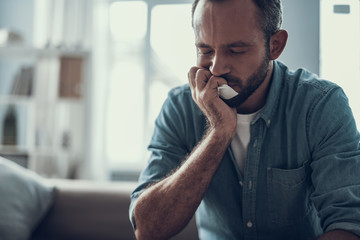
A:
[
  {"xmin": 128, "ymin": 85, "xmax": 202, "ymax": 230},
  {"xmin": 309, "ymin": 86, "xmax": 360, "ymax": 236},
  {"xmin": 326, "ymin": 222, "xmax": 360, "ymax": 236}
]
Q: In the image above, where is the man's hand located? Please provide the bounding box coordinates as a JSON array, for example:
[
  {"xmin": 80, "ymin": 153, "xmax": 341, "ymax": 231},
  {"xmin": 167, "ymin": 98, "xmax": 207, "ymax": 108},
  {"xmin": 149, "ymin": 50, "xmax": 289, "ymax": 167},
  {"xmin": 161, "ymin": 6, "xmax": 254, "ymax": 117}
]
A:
[
  {"xmin": 134, "ymin": 67, "xmax": 239, "ymax": 240},
  {"xmin": 317, "ymin": 230, "xmax": 360, "ymax": 240},
  {"xmin": 188, "ymin": 66, "xmax": 237, "ymax": 135}
]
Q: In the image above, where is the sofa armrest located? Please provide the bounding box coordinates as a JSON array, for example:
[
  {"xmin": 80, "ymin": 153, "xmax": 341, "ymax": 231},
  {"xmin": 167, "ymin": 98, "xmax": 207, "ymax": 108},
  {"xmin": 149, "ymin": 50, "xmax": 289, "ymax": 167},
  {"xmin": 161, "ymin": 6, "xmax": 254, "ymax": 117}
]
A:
[
  {"xmin": 31, "ymin": 179, "xmax": 198, "ymax": 240},
  {"xmin": 31, "ymin": 180, "xmax": 137, "ymax": 240}
]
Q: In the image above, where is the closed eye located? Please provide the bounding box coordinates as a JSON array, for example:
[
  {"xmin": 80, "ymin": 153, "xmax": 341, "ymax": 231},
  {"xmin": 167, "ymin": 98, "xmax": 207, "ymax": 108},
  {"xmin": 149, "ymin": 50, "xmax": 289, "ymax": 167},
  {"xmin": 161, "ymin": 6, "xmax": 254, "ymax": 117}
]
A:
[
  {"xmin": 229, "ymin": 48, "xmax": 246, "ymax": 55},
  {"xmin": 198, "ymin": 48, "xmax": 214, "ymax": 55}
]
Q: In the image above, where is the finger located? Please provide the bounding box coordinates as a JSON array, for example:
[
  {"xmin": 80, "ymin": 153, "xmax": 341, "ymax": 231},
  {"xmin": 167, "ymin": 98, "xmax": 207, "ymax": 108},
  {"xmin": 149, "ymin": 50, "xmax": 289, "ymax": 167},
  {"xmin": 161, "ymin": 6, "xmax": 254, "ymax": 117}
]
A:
[
  {"xmin": 197, "ymin": 76, "xmax": 227, "ymax": 105},
  {"xmin": 205, "ymin": 75, "xmax": 228, "ymax": 92},
  {"xmin": 195, "ymin": 68, "xmax": 212, "ymax": 90},
  {"xmin": 188, "ymin": 66, "xmax": 199, "ymax": 89}
]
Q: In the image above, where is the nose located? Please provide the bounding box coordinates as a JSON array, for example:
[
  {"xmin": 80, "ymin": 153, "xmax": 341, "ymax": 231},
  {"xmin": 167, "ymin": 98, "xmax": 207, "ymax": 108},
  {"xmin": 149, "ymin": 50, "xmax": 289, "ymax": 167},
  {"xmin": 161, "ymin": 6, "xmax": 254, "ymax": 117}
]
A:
[{"xmin": 209, "ymin": 53, "xmax": 230, "ymax": 77}]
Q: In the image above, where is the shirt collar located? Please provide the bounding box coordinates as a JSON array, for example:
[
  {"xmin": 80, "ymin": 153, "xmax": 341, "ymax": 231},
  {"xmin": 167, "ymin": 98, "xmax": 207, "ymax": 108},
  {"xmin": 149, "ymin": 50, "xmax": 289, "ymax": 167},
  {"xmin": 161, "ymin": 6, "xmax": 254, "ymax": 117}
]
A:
[{"xmin": 253, "ymin": 60, "xmax": 284, "ymax": 128}]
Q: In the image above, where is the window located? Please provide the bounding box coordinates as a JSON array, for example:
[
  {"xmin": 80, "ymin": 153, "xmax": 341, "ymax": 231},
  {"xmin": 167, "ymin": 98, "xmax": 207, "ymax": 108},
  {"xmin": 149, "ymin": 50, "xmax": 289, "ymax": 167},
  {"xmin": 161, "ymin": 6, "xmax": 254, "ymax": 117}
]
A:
[{"xmin": 106, "ymin": 0, "xmax": 195, "ymax": 172}]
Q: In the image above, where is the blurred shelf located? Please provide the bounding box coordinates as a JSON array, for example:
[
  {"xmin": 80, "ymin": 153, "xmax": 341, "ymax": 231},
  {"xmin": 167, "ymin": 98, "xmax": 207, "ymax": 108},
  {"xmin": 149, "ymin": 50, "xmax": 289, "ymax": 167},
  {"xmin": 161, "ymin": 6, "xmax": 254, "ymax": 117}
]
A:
[
  {"xmin": 0, "ymin": 153, "xmax": 29, "ymax": 168},
  {"xmin": 0, "ymin": 95, "xmax": 34, "ymax": 105},
  {"xmin": 0, "ymin": 44, "xmax": 89, "ymax": 177},
  {"xmin": 0, "ymin": 145, "xmax": 29, "ymax": 153},
  {"xmin": 0, "ymin": 46, "xmax": 89, "ymax": 58},
  {"xmin": 0, "ymin": 145, "xmax": 30, "ymax": 168}
]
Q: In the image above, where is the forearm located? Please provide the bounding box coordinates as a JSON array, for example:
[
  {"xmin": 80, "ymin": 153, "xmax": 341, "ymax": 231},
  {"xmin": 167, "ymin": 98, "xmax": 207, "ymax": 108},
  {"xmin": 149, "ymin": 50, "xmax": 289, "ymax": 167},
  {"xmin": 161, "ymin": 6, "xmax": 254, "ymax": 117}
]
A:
[
  {"xmin": 134, "ymin": 128, "xmax": 232, "ymax": 240},
  {"xmin": 317, "ymin": 230, "xmax": 360, "ymax": 240}
]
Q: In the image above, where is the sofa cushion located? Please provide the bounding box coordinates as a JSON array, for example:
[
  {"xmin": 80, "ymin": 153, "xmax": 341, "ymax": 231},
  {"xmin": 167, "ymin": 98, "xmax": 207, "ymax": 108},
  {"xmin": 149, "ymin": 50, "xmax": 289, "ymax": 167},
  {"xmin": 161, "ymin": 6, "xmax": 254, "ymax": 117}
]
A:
[{"xmin": 0, "ymin": 157, "xmax": 55, "ymax": 240}]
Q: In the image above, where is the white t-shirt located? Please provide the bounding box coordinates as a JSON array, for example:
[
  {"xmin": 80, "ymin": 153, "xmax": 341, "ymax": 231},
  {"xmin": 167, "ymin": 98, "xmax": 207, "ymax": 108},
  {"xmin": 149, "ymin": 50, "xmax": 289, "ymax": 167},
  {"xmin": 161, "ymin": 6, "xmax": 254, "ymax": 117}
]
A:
[{"xmin": 230, "ymin": 111, "xmax": 260, "ymax": 174}]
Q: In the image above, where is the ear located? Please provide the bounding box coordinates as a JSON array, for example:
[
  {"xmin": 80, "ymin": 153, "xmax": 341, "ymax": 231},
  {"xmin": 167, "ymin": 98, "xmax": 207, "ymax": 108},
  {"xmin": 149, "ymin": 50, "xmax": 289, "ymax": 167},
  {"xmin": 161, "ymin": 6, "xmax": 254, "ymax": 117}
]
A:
[{"xmin": 269, "ymin": 30, "xmax": 288, "ymax": 60}]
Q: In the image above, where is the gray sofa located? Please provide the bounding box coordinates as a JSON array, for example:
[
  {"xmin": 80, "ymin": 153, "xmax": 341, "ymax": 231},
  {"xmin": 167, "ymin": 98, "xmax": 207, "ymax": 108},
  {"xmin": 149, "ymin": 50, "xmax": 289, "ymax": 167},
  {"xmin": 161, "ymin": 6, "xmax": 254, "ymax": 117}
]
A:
[{"xmin": 31, "ymin": 180, "xmax": 198, "ymax": 240}]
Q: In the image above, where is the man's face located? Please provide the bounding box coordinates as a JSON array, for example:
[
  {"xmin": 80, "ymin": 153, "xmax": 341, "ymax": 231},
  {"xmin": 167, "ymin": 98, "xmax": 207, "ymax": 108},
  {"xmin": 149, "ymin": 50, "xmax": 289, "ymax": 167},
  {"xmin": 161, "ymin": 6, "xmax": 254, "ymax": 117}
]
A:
[{"xmin": 193, "ymin": 0, "xmax": 270, "ymax": 107}]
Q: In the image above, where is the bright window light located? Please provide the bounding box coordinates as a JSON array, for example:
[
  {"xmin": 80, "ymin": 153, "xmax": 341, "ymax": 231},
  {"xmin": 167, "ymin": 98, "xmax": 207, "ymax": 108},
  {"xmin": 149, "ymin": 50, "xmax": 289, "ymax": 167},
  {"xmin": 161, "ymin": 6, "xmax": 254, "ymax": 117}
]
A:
[
  {"xmin": 148, "ymin": 4, "xmax": 196, "ymax": 128},
  {"xmin": 106, "ymin": 2, "xmax": 196, "ymax": 170},
  {"xmin": 106, "ymin": 1, "xmax": 147, "ymax": 168},
  {"xmin": 150, "ymin": 4, "xmax": 196, "ymax": 81},
  {"xmin": 106, "ymin": 59, "xmax": 145, "ymax": 166},
  {"xmin": 109, "ymin": 1, "xmax": 147, "ymax": 42}
]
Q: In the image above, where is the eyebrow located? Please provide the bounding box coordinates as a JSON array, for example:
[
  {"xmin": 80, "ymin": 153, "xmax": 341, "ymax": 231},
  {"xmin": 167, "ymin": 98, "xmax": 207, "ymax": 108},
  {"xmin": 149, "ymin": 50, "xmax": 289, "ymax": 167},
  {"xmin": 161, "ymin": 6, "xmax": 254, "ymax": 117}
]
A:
[
  {"xmin": 228, "ymin": 41, "xmax": 254, "ymax": 48},
  {"xmin": 195, "ymin": 42, "xmax": 212, "ymax": 48},
  {"xmin": 195, "ymin": 40, "xmax": 254, "ymax": 49}
]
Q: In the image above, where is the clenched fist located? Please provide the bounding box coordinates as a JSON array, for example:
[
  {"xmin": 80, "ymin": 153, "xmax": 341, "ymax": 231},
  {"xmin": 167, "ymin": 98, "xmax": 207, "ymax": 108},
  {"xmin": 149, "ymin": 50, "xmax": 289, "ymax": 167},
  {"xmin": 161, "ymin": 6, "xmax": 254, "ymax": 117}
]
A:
[{"xmin": 188, "ymin": 66, "xmax": 237, "ymax": 135}]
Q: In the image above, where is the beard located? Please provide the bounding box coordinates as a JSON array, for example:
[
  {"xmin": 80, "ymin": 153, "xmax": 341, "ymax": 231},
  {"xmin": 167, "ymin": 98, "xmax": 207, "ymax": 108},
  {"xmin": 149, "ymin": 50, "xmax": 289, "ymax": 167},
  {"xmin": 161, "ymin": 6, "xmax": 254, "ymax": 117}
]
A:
[{"xmin": 220, "ymin": 48, "xmax": 271, "ymax": 108}]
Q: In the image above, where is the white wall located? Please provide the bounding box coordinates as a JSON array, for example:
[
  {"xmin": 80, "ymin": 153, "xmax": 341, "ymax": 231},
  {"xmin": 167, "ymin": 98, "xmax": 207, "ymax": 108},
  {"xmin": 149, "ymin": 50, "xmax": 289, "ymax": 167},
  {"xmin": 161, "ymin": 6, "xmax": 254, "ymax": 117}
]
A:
[{"xmin": 320, "ymin": 0, "xmax": 360, "ymax": 128}]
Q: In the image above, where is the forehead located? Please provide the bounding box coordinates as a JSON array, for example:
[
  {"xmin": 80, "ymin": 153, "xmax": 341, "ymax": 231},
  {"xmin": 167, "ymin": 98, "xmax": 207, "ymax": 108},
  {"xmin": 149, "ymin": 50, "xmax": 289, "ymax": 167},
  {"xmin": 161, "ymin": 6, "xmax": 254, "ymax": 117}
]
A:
[{"xmin": 193, "ymin": 0, "xmax": 263, "ymax": 45}]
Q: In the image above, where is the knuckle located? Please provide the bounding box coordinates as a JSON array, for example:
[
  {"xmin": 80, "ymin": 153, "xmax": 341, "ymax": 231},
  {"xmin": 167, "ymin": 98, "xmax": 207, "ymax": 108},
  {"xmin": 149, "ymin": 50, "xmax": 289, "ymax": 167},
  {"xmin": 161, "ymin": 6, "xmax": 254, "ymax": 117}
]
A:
[
  {"xmin": 196, "ymin": 68, "xmax": 210, "ymax": 79},
  {"xmin": 209, "ymin": 75, "xmax": 226, "ymax": 85},
  {"xmin": 196, "ymin": 68, "xmax": 206, "ymax": 76},
  {"xmin": 189, "ymin": 66, "xmax": 199, "ymax": 73},
  {"xmin": 198, "ymin": 89, "xmax": 209, "ymax": 102},
  {"xmin": 191, "ymin": 90, "xmax": 197, "ymax": 100},
  {"xmin": 188, "ymin": 67, "xmax": 199, "ymax": 79}
]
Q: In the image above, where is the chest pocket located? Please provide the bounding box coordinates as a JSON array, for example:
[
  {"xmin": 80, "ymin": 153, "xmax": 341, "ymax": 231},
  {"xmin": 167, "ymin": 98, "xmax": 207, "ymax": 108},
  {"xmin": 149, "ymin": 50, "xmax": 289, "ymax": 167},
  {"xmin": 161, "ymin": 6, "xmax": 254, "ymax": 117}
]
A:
[{"xmin": 267, "ymin": 162, "xmax": 312, "ymax": 225}]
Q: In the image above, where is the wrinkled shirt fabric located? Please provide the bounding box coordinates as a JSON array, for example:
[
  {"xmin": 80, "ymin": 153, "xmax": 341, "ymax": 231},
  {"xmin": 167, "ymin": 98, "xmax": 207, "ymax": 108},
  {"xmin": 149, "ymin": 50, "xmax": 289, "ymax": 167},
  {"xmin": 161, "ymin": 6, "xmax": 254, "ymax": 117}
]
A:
[{"xmin": 129, "ymin": 61, "xmax": 360, "ymax": 240}]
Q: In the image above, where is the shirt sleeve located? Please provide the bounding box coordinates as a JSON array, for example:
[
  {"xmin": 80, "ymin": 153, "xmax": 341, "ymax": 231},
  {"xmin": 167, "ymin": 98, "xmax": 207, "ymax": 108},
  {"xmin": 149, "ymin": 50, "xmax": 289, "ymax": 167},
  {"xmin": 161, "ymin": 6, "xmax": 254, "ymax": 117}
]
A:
[
  {"xmin": 308, "ymin": 85, "xmax": 360, "ymax": 235},
  {"xmin": 128, "ymin": 86, "xmax": 202, "ymax": 230},
  {"xmin": 326, "ymin": 222, "xmax": 360, "ymax": 237}
]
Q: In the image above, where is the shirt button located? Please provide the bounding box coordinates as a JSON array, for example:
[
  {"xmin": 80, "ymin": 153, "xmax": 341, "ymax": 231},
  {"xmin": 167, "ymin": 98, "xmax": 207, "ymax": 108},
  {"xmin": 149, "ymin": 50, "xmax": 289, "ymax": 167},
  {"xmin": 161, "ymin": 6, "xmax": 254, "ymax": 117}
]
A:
[
  {"xmin": 248, "ymin": 180, "xmax": 252, "ymax": 190},
  {"xmin": 239, "ymin": 181, "xmax": 243, "ymax": 186},
  {"xmin": 247, "ymin": 221, "xmax": 253, "ymax": 228}
]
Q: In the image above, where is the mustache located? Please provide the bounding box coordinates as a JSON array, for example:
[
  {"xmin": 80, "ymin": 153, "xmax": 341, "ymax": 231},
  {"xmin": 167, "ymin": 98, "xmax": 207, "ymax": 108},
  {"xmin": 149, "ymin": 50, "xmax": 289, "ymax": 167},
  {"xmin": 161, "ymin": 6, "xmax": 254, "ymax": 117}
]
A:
[{"xmin": 220, "ymin": 74, "xmax": 243, "ymax": 87}]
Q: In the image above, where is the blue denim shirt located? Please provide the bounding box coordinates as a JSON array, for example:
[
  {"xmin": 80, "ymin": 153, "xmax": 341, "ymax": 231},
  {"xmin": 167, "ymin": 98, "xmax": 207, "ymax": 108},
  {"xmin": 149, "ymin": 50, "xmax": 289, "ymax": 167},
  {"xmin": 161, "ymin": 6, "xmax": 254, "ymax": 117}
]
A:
[{"xmin": 130, "ymin": 61, "xmax": 360, "ymax": 239}]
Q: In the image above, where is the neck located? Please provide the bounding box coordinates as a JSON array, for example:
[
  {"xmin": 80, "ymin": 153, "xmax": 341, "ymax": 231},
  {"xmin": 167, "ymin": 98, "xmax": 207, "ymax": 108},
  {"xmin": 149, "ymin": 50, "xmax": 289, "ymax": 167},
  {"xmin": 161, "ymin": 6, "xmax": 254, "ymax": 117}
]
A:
[{"xmin": 236, "ymin": 60, "xmax": 274, "ymax": 114}]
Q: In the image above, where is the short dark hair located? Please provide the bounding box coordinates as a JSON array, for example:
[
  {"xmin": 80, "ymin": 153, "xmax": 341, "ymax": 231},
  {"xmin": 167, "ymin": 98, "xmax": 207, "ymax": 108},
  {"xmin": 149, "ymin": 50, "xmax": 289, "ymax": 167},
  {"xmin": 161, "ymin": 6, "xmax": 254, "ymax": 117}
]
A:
[{"xmin": 191, "ymin": 0, "xmax": 283, "ymax": 39}]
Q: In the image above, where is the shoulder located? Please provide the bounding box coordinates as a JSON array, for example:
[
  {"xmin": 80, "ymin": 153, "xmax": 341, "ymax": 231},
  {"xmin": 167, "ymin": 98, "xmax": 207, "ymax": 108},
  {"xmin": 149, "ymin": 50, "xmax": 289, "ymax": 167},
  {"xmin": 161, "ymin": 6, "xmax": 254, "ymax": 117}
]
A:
[
  {"xmin": 156, "ymin": 84, "xmax": 203, "ymax": 126},
  {"xmin": 274, "ymin": 62, "xmax": 346, "ymax": 111},
  {"xmin": 273, "ymin": 61, "xmax": 352, "ymax": 129},
  {"xmin": 278, "ymin": 61, "xmax": 341, "ymax": 96},
  {"xmin": 168, "ymin": 84, "xmax": 192, "ymax": 101},
  {"xmin": 165, "ymin": 84, "xmax": 201, "ymax": 113}
]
